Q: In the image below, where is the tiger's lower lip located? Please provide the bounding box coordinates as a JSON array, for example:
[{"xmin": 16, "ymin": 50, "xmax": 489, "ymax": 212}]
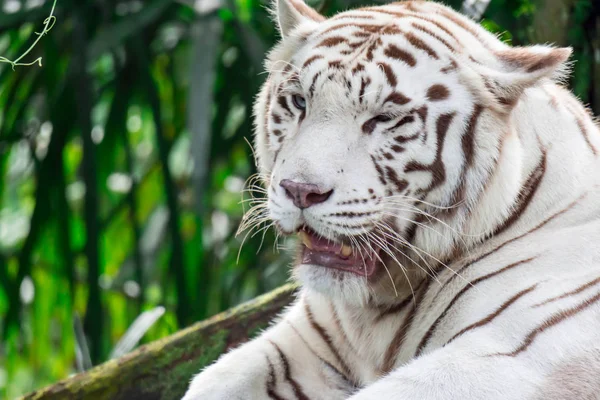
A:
[{"xmin": 301, "ymin": 247, "xmax": 378, "ymax": 276}]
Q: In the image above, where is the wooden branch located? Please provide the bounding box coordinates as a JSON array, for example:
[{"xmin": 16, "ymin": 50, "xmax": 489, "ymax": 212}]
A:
[{"xmin": 20, "ymin": 284, "xmax": 297, "ymax": 400}]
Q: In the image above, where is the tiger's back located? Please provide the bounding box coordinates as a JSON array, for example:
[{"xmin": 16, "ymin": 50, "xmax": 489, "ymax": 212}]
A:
[{"xmin": 184, "ymin": 1, "xmax": 600, "ymax": 399}]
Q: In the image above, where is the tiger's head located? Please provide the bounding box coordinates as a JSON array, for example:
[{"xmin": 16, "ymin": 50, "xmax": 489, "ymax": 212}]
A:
[{"xmin": 251, "ymin": 0, "xmax": 571, "ymax": 305}]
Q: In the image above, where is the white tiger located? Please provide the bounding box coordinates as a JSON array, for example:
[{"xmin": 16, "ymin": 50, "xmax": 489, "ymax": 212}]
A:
[{"xmin": 183, "ymin": 0, "xmax": 600, "ymax": 399}]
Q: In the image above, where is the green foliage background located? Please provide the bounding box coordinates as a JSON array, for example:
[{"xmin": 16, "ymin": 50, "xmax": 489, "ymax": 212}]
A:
[{"xmin": 0, "ymin": 0, "xmax": 597, "ymax": 397}]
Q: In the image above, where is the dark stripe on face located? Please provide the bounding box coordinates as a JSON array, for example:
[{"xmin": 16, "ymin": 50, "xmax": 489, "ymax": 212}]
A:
[
  {"xmin": 415, "ymin": 105, "xmax": 428, "ymax": 123},
  {"xmin": 362, "ymin": 119, "xmax": 377, "ymax": 135},
  {"xmin": 352, "ymin": 63, "xmax": 365, "ymax": 74},
  {"xmin": 445, "ymin": 283, "xmax": 538, "ymax": 345},
  {"xmin": 354, "ymin": 23, "xmax": 387, "ymax": 33},
  {"xmin": 348, "ymin": 41, "xmax": 364, "ymax": 50},
  {"xmin": 309, "ymin": 71, "xmax": 322, "ymax": 98},
  {"xmin": 269, "ymin": 340, "xmax": 310, "ymax": 400},
  {"xmin": 385, "ymin": 166, "xmax": 409, "ymax": 192},
  {"xmin": 384, "ymin": 92, "xmax": 411, "ymax": 105},
  {"xmin": 442, "ymin": 105, "xmax": 482, "ymax": 218},
  {"xmin": 532, "ymin": 274, "xmax": 600, "ymax": 308},
  {"xmin": 331, "ymin": 12, "xmax": 377, "ymax": 20},
  {"xmin": 394, "ymin": 131, "xmax": 419, "ymax": 143},
  {"xmin": 329, "ymin": 60, "xmax": 343, "ymax": 69},
  {"xmin": 359, "ymin": 77, "xmax": 371, "ymax": 103},
  {"xmin": 494, "ymin": 290, "xmax": 600, "ymax": 357},
  {"xmin": 317, "ymin": 36, "xmax": 348, "ymax": 47},
  {"xmin": 405, "ymin": 211, "xmax": 426, "ymax": 244},
  {"xmin": 329, "ymin": 210, "xmax": 377, "ymax": 217},
  {"xmin": 408, "ymin": 14, "xmax": 460, "ymax": 43},
  {"xmin": 277, "ymin": 96, "xmax": 293, "ymax": 116},
  {"xmin": 365, "ymin": 39, "xmax": 383, "ymax": 61},
  {"xmin": 320, "ymin": 23, "xmax": 355, "ymax": 35},
  {"xmin": 304, "ymin": 302, "xmax": 353, "ymax": 380},
  {"xmin": 371, "ymin": 155, "xmax": 387, "ymax": 184},
  {"xmin": 272, "ymin": 113, "xmax": 282, "ymax": 124},
  {"xmin": 426, "ymin": 84, "xmax": 450, "ymax": 101},
  {"xmin": 384, "ymin": 44, "xmax": 416, "ymax": 67},
  {"xmin": 344, "ymin": 78, "xmax": 352, "ymax": 92},
  {"xmin": 283, "ymin": 63, "xmax": 293, "ymax": 74},
  {"xmin": 405, "ymin": 31, "xmax": 438, "ymax": 59},
  {"xmin": 358, "ymin": 7, "xmax": 406, "ymax": 19},
  {"xmin": 462, "ymin": 106, "xmax": 481, "ymax": 170},
  {"xmin": 381, "ymin": 25, "xmax": 402, "ymax": 35},
  {"xmin": 404, "ymin": 112, "xmax": 455, "ymax": 194},
  {"xmin": 354, "ymin": 31, "xmax": 372, "ymax": 38},
  {"xmin": 415, "ymin": 257, "xmax": 536, "ymax": 356},
  {"xmin": 303, "ymin": 54, "xmax": 324, "ymax": 68},
  {"xmin": 440, "ymin": 60, "xmax": 458, "ymax": 74},
  {"xmin": 288, "ymin": 72, "xmax": 300, "ymax": 84},
  {"xmin": 321, "ymin": 22, "xmax": 379, "ymax": 35},
  {"xmin": 438, "ymin": 8, "xmax": 488, "ymax": 48},
  {"xmin": 411, "ymin": 22, "xmax": 455, "ymax": 52},
  {"xmin": 264, "ymin": 88, "xmax": 272, "ymax": 147},
  {"xmin": 379, "ymin": 62, "xmax": 397, "ymax": 87},
  {"xmin": 493, "ymin": 150, "xmax": 547, "ymax": 236}
]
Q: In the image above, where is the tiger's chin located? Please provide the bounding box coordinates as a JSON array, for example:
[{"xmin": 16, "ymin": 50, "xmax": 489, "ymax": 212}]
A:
[{"xmin": 293, "ymin": 264, "xmax": 374, "ymax": 306}]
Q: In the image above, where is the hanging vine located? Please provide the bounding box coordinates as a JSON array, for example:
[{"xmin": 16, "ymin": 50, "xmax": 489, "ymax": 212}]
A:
[{"xmin": 0, "ymin": 0, "xmax": 57, "ymax": 69}]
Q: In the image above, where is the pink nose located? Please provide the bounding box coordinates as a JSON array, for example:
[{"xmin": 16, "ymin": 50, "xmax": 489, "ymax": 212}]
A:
[{"xmin": 280, "ymin": 179, "xmax": 333, "ymax": 209}]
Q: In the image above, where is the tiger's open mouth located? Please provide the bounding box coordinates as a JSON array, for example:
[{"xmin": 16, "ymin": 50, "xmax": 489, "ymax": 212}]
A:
[{"xmin": 297, "ymin": 226, "xmax": 379, "ymax": 277}]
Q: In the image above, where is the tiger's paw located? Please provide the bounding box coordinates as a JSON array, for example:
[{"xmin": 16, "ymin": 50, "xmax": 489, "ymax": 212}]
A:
[
  {"xmin": 181, "ymin": 363, "xmax": 268, "ymax": 400},
  {"xmin": 181, "ymin": 341, "xmax": 274, "ymax": 400}
]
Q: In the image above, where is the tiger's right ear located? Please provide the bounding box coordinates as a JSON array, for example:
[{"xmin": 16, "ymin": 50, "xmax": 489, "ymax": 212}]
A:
[{"xmin": 274, "ymin": 0, "xmax": 324, "ymax": 39}]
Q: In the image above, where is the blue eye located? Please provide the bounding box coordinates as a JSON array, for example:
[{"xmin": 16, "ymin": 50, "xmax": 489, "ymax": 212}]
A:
[{"xmin": 291, "ymin": 94, "xmax": 306, "ymax": 110}]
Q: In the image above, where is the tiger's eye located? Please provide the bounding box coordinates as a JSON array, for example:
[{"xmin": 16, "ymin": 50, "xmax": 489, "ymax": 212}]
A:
[
  {"xmin": 291, "ymin": 94, "xmax": 306, "ymax": 110},
  {"xmin": 372, "ymin": 114, "xmax": 392, "ymax": 123}
]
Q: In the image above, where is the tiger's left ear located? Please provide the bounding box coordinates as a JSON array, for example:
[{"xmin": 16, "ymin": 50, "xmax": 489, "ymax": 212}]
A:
[
  {"xmin": 274, "ymin": 0, "xmax": 324, "ymax": 39},
  {"xmin": 471, "ymin": 45, "xmax": 572, "ymax": 109}
]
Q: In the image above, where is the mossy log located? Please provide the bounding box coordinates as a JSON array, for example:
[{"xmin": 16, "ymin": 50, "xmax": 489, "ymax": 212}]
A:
[{"xmin": 20, "ymin": 284, "xmax": 297, "ymax": 400}]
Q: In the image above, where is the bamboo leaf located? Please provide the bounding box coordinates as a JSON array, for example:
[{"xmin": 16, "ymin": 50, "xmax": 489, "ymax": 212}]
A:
[{"xmin": 109, "ymin": 306, "xmax": 165, "ymax": 359}]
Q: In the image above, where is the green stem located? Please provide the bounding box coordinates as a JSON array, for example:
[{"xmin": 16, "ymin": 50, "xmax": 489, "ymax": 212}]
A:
[
  {"xmin": 0, "ymin": 0, "xmax": 58, "ymax": 69},
  {"xmin": 131, "ymin": 38, "xmax": 190, "ymax": 327},
  {"xmin": 73, "ymin": 6, "xmax": 103, "ymax": 363}
]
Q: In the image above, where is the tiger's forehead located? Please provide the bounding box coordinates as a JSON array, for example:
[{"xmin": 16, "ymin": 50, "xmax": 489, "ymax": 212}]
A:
[
  {"xmin": 296, "ymin": 12, "xmax": 453, "ymax": 68},
  {"xmin": 276, "ymin": 12, "xmax": 460, "ymax": 111},
  {"xmin": 278, "ymin": 0, "xmax": 505, "ymax": 84},
  {"xmin": 285, "ymin": 8, "xmax": 465, "ymax": 81}
]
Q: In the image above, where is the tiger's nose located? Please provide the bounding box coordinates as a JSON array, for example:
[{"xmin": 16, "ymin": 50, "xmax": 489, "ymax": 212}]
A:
[{"xmin": 280, "ymin": 179, "xmax": 333, "ymax": 209}]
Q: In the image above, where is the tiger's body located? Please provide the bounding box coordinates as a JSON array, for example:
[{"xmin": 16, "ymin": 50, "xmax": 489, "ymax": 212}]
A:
[{"xmin": 183, "ymin": 1, "xmax": 600, "ymax": 399}]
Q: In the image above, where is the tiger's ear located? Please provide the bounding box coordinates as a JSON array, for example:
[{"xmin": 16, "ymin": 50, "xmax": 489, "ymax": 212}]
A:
[
  {"xmin": 274, "ymin": 0, "xmax": 324, "ymax": 38},
  {"xmin": 470, "ymin": 45, "xmax": 572, "ymax": 109}
]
